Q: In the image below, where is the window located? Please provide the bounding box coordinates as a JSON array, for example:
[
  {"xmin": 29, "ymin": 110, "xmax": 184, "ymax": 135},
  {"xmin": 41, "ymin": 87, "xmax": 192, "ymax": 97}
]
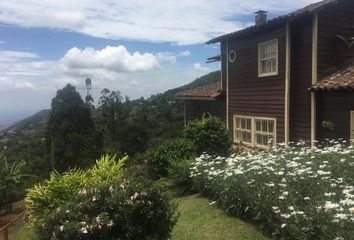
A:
[
  {"xmin": 234, "ymin": 116, "xmax": 252, "ymax": 145},
  {"xmin": 233, "ymin": 115, "xmax": 276, "ymax": 148},
  {"xmin": 258, "ymin": 39, "xmax": 278, "ymax": 77},
  {"xmin": 228, "ymin": 50, "xmax": 236, "ymax": 63},
  {"xmin": 255, "ymin": 118, "xmax": 276, "ymax": 147}
]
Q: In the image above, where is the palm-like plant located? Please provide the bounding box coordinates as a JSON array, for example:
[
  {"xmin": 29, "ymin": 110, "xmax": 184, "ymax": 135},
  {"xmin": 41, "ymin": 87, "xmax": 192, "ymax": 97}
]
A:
[{"xmin": 0, "ymin": 152, "xmax": 27, "ymax": 213}]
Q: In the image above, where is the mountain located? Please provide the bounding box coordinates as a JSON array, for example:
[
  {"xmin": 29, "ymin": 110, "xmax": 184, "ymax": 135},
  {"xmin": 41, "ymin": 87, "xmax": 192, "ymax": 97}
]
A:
[{"xmin": 0, "ymin": 109, "xmax": 50, "ymax": 136}]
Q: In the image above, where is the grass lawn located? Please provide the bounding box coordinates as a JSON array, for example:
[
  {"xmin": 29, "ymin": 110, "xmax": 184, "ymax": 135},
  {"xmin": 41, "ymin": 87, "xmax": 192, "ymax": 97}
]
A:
[{"xmin": 171, "ymin": 194, "xmax": 269, "ymax": 240}]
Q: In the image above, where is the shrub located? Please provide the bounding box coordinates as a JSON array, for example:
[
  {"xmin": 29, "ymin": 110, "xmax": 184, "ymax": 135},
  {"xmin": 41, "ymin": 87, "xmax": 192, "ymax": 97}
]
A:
[
  {"xmin": 26, "ymin": 154, "xmax": 178, "ymax": 239},
  {"xmin": 190, "ymin": 140, "xmax": 354, "ymax": 239},
  {"xmin": 168, "ymin": 159, "xmax": 193, "ymax": 194},
  {"xmin": 183, "ymin": 117, "xmax": 231, "ymax": 156},
  {"xmin": 36, "ymin": 183, "xmax": 177, "ymax": 240},
  {"xmin": 146, "ymin": 138, "xmax": 196, "ymax": 177}
]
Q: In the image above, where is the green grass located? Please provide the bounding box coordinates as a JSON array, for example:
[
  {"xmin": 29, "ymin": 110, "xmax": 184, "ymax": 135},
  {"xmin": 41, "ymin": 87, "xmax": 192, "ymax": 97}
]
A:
[{"xmin": 171, "ymin": 194, "xmax": 269, "ymax": 240}]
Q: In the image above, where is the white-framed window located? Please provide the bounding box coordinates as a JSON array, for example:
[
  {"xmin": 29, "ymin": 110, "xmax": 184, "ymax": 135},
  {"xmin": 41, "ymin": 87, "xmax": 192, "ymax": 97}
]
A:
[
  {"xmin": 234, "ymin": 116, "xmax": 252, "ymax": 145},
  {"xmin": 258, "ymin": 39, "xmax": 278, "ymax": 77},
  {"xmin": 233, "ymin": 115, "xmax": 276, "ymax": 148}
]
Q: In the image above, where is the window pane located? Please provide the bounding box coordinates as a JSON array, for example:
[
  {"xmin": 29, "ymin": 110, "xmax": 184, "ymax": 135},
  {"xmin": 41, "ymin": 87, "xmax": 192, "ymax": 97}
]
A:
[
  {"xmin": 246, "ymin": 119, "xmax": 251, "ymax": 130},
  {"xmin": 256, "ymin": 120, "xmax": 261, "ymax": 131},
  {"xmin": 262, "ymin": 120, "xmax": 268, "ymax": 132}
]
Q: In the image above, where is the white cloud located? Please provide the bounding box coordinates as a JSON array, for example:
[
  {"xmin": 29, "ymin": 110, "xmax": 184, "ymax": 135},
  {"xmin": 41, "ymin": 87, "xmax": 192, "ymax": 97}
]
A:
[
  {"xmin": 178, "ymin": 50, "xmax": 192, "ymax": 57},
  {"xmin": 60, "ymin": 45, "xmax": 160, "ymax": 73},
  {"xmin": 0, "ymin": 0, "xmax": 319, "ymax": 45},
  {"xmin": 0, "ymin": 45, "xmax": 198, "ymax": 94},
  {"xmin": 0, "ymin": 50, "xmax": 39, "ymax": 62},
  {"xmin": 0, "ymin": 76, "xmax": 37, "ymax": 91},
  {"xmin": 193, "ymin": 63, "xmax": 210, "ymax": 73}
]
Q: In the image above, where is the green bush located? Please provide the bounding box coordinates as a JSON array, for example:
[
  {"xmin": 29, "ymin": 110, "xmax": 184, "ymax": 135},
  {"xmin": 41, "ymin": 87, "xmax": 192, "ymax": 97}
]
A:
[
  {"xmin": 168, "ymin": 159, "xmax": 193, "ymax": 194},
  {"xmin": 146, "ymin": 138, "xmax": 196, "ymax": 177},
  {"xmin": 183, "ymin": 117, "xmax": 231, "ymax": 156},
  {"xmin": 36, "ymin": 183, "xmax": 177, "ymax": 240},
  {"xmin": 26, "ymin": 154, "xmax": 177, "ymax": 240}
]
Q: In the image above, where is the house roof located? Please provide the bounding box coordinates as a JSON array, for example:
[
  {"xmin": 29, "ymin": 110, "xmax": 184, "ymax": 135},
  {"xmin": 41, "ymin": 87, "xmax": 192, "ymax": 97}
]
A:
[
  {"xmin": 175, "ymin": 82, "xmax": 223, "ymax": 100},
  {"xmin": 207, "ymin": 0, "xmax": 339, "ymax": 44},
  {"xmin": 311, "ymin": 61, "xmax": 354, "ymax": 91}
]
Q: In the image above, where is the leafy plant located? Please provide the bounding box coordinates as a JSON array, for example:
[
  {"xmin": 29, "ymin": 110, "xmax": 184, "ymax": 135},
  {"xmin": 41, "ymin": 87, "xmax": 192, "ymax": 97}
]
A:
[
  {"xmin": 0, "ymin": 152, "xmax": 28, "ymax": 213},
  {"xmin": 321, "ymin": 120, "xmax": 335, "ymax": 131},
  {"xmin": 146, "ymin": 138, "xmax": 196, "ymax": 177},
  {"xmin": 168, "ymin": 159, "xmax": 194, "ymax": 194},
  {"xmin": 26, "ymin": 154, "xmax": 177, "ymax": 240},
  {"xmin": 183, "ymin": 117, "xmax": 231, "ymax": 156}
]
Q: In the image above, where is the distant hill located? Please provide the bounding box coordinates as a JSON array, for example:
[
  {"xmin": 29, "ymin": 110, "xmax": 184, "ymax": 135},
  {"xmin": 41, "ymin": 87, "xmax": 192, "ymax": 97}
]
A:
[{"xmin": 0, "ymin": 109, "xmax": 50, "ymax": 136}]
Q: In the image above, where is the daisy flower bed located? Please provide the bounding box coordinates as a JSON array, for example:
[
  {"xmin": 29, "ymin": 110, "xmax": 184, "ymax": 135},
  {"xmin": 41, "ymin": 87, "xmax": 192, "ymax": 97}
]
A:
[{"xmin": 190, "ymin": 140, "xmax": 354, "ymax": 240}]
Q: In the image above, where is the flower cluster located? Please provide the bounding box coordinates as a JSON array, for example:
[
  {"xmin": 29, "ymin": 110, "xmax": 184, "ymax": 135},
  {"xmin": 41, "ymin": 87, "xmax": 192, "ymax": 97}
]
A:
[{"xmin": 190, "ymin": 140, "xmax": 354, "ymax": 239}]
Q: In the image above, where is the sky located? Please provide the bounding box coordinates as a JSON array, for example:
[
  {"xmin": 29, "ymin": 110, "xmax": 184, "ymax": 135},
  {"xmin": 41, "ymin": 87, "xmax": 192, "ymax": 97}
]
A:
[{"xmin": 0, "ymin": 0, "xmax": 319, "ymax": 124}]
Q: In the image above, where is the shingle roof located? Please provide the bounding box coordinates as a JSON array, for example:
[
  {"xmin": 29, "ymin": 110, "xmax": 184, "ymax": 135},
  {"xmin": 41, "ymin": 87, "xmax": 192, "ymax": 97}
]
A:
[
  {"xmin": 207, "ymin": 0, "xmax": 339, "ymax": 44},
  {"xmin": 175, "ymin": 82, "xmax": 223, "ymax": 100},
  {"xmin": 311, "ymin": 61, "xmax": 354, "ymax": 91}
]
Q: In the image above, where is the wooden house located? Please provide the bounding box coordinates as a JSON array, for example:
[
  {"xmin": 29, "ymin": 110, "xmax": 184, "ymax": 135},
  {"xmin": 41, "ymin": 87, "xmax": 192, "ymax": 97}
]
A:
[
  {"xmin": 204, "ymin": 0, "xmax": 354, "ymax": 148},
  {"xmin": 175, "ymin": 82, "xmax": 226, "ymax": 124}
]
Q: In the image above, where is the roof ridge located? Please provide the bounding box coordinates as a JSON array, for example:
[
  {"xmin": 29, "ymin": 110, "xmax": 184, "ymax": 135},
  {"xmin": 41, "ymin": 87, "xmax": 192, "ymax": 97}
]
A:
[{"xmin": 207, "ymin": 0, "xmax": 339, "ymax": 44}]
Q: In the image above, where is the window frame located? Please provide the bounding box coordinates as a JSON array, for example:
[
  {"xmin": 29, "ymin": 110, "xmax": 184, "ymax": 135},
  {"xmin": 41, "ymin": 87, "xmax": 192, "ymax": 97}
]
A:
[
  {"xmin": 233, "ymin": 115, "xmax": 277, "ymax": 149},
  {"xmin": 233, "ymin": 115, "xmax": 253, "ymax": 146},
  {"xmin": 258, "ymin": 39, "xmax": 278, "ymax": 77}
]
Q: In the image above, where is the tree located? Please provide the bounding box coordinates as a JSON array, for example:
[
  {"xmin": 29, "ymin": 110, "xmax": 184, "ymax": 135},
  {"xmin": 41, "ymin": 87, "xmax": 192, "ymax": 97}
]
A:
[
  {"xmin": 47, "ymin": 84, "xmax": 103, "ymax": 172},
  {"xmin": 0, "ymin": 152, "xmax": 27, "ymax": 213}
]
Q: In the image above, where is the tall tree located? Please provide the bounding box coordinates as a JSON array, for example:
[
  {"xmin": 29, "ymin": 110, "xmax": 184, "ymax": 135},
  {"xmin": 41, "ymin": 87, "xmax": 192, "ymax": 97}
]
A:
[{"xmin": 47, "ymin": 84, "xmax": 103, "ymax": 172}]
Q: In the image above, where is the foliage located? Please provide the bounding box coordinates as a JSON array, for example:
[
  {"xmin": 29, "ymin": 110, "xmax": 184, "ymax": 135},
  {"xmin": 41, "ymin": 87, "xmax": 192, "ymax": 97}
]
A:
[
  {"xmin": 46, "ymin": 84, "xmax": 103, "ymax": 172},
  {"xmin": 190, "ymin": 140, "xmax": 354, "ymax": 239},
  {"xmin": 0, "ymin": 152, "xmax": 27, "ymax": 213},
  {"xmin": 168, "ymin": 159, "xmax": 194, "ymax": 194},
  {"xmin": 183, "ymin": 117, "xmax": 231, "ymax": 156},
  {"xmin": 26, "ymin": 154, "xmax": 177, "ymax": 240},
  {"xmin": 26, "ymin": 154, "xmax": 127, "ymax": 224},
  {"xmin": 321, "ymin": 120, "xmax": 335, "ymax": 131},
  {"xmin": 146, "ymin": 138, "xmax": 196, "ymax": 177}
]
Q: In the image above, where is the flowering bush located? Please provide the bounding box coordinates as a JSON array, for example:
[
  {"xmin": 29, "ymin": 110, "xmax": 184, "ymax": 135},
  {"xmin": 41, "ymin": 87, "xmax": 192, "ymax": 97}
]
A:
[
  {"xmin": 26, "ymin": 154, "xmax": 177, "ymax": 240},
  {"xmin": 36, "ymin": 182, "xmax": 177, "ymax": 240},
  {"xmin": 190, "ymin": 140, "xmax": 354, "ymax": 239}
]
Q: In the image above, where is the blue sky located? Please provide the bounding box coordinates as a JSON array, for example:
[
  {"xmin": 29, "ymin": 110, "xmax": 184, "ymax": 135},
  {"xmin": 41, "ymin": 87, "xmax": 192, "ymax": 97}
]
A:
[{"xmin": 0, "ymin": 0, "xmax": 318, "ymax": 124}]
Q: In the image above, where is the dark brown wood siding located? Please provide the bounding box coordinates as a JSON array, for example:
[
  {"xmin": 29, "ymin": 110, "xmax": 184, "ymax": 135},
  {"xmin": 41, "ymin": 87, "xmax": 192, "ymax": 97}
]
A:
[
  {"xmin": 185, "ymin": 97, "xmax": 226, "ymax": 123},
  {"xmin": 318, "ymin": 0, "xmax": 354, "ymax": 76},
  {"xmin": 221, "ymin": 41, "xmax": 227, "ymax": 90},
  {"xmin": 227, "ymin": 25, "xmax": 286, "ymax": 143},
  {"xmin": 317, "ymin": 91, "xmax": 354, "ymax": 141},
  {"xmin": 289, "ymin": 16, "xmax": 313, "ymax": 141}
]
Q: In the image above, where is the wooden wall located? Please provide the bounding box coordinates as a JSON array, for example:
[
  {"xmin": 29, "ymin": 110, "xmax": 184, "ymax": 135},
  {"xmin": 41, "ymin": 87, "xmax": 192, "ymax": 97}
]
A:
[
  {"xmin": 221, "ymin": 41, "xmax": 227, "ymax": 90},
  {"xmin": 289, "ymin": 16, "xmax": 313, "ymax": 141},
  {"xmin": 185, "ymin": 97, "xmax": 226, "ymax": 123},
  {"xmin": 225, "ymin": 25, "xmax": 286, "ymax": 143},
  {"xmin": 318, "ymin": 0, "xmax": 354, "ymax": 76},
  {"xmin": 317, "ymin": 91, "xmax": 354, "ymax": 141}
]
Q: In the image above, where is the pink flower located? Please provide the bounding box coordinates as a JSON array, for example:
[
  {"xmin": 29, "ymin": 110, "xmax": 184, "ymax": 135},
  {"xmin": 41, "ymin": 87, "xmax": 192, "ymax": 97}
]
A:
[
  {"xmin": 59, "ymin": 225, "xmax": 64, "ymax": 232},
  {"xmin": 92, "ymin": 196, "xmax": 97, "ymax": 201}
]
